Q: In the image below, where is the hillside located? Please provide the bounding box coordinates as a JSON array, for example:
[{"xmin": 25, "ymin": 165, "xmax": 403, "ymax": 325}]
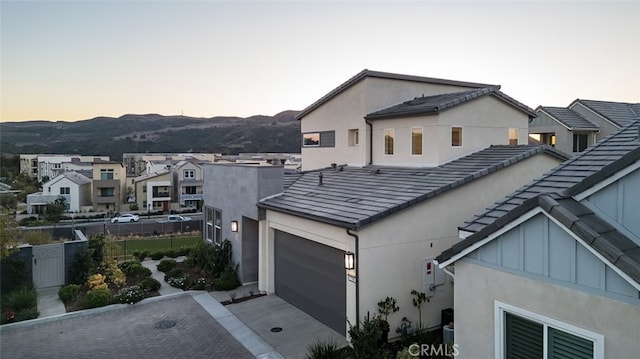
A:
[{"xmin": 0, "ymin": 111, "xmax": 301, "ymax": 160}]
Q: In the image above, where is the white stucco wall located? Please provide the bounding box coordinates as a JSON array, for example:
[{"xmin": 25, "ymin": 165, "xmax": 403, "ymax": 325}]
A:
[
  {"xmin": 453, "ymin": 260, "xmax": 640, "ymax": 359},
  {"xmin": 300, "ymin": 76, "xmax": 480, "ymax": 171},
  {"xmin": 260, "ymin": 153, "xmax": 562, "ymax": 337}
]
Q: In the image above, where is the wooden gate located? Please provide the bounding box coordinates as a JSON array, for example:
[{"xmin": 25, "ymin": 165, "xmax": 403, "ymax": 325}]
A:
[{"xmin": 32, "ymin": 243, "xmax": 65, "ymax": 288}]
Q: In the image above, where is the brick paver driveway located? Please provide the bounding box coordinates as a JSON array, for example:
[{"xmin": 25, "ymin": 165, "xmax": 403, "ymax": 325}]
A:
[{"xmin": 0, "ymin": 295, "xmax": 253, "ymax": 359}]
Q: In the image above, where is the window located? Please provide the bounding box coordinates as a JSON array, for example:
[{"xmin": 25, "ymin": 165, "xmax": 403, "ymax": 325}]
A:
[
  {"xmin": 100, "ymin": 169, "xmax": 114, "ymax": 180},
  {"xmin": 496, "ymin": 302, "xmax": 602, "ymax": 359},
  {"xmin": 573, "ymin": 134, "xmax": 588, "ymax": 152},
  {"xmin": 349, "ymin": 129, "xmax": 359, "ymax": 146},
  {"xmin": 185, "ymin": 186, "xmax": 197, "ymax": 194},
  {"xmin": 60, "ymin": 187, "xmax": 70, "ymax": 195},
  {"xmin": 303, "ymin": 133, "xmax": 320, "ymax": 147},
  {"xmin": 509, "ymin": 128, "xmax": 519, "ymax": 146},
  {"xmin": 411, "ymin": 127, "xmax": 423, "ymax": 155},
  {"xmin": 384, "ymin": 129, "xmax": 394, "ymax": 155},
  {"xmin": 184, "ymin": 170, "xmax": 195, "ymax": 179},
  {"xmin": 99, "ymin": 188, "xmax": 114, "ymax": 197},
  {"xmin": 451, "ymin": 127, "xmax": 462, "ymax": 147},
  {"xmin": 205, "ymin": 207, "xmax": 223, "ymax": 244}
]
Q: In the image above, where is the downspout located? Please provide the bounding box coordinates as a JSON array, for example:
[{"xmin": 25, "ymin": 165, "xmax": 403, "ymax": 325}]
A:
[
  {"xmin": 346, "ymin": 228, "xmax": 360, "ymax": 327},
  {"xmin": 365, "ymin": 119, "xmax": 373, "ymax": 165}
]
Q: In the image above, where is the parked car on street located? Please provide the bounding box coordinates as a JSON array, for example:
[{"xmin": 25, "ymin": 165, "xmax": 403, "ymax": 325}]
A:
[
  {"xmin": 110, "ymin": 214, "xmax": 140, "ymax": 223},
  {"xmin": 166, "ymin": 215, "xmax": 192, "ymax": 222}
]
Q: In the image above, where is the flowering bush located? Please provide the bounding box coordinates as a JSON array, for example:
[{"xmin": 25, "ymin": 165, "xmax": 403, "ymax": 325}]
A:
[
  {"xmin": 87, "ymin": 273, "xmax": 108, "ymax": 292},
  {"xmin": 167, "ymin": 275, "xmax": 188, "ymax": 289},
  {"xmin": 115, "ymin": 286, "xmax": 146, "ymax": 304},
  {"xmin": 105, "ymin": 259, "xmax": 127, "ymax": 287},
  {"xmin": 191, "ymin": 277, "xmax": 206, "ymax": 290},
  {"xmin": 83, "ymin": 288, "xmax": 112, "ymax": 308}
]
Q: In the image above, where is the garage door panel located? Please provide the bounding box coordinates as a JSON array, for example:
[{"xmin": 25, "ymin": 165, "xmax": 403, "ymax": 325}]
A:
[{"xmin": 275, "ymin": 230, "xmax": 346, "ymax": 335}]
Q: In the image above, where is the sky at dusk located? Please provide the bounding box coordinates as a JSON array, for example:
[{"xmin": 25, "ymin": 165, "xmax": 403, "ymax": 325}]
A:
[{"xmin": 1, "ymin": 1, "xmax": 639, "ymax": 122}]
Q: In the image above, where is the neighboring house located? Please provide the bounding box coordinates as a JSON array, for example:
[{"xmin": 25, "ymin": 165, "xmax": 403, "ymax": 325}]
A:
[
  {"xmin": 92, "ymin": 160, "xmax": 127, "ymax": 213},
  {"xmin": 298, "ymin": 69, "xmax": 533, "ymax": 171},
  {"xmin": 134, "ymin": 170, "xmax": 172, "ymax": 213},
  {"xmin": 123, "ymin": 152, "xmax": 219, "ymax": 177},
  {"xmin": 436, "ymin": 121, "xmax": 640, "ymax": 358},
  {"xmin": 173, "ymin": 160, "xmax": 205, "ymax": 209},
  {"xmin": 202, "ymin": 163, "xmax": 286, "ymax": 284},
  {"xmin": 19, "ymin": 154, "xmax": 109, "ymax": 182},
  {"xmin": 26, "ymin": 171, "xmax": 91, "ymax": 214},
  {"xmin": 530, "ymin": 99, "xmax": 640, "ymax": 155}
]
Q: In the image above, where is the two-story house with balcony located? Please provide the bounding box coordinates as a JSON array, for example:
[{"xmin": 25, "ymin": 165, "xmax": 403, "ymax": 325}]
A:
[
  {"xmin": 26, "ymin": 171, "xmax": 92, "ymax": 214},
  {"xmin": 20, "ymin": 154, "xmax": 109, "ymax": 182},
  {"xmin": 173, "ymin": 160, "xmax": 204, "ymax": 209},
  {"xmin": 134, "ymin": 170, "xmax": 172, "ymax": 213},
  {"xmin": 529, "ymin": 99, "xmax": 640, "ymax": 155},
  {"xmin": 91, "ymin": 160, "xmax": 127, "ymax": 213},
  {"xmin": 202, "ymin": 69, "xmax": 569, "ymax": 337}
]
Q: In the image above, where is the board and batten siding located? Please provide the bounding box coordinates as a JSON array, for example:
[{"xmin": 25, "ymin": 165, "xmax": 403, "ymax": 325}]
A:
[
  {"xmin": 467, "ymin": 213, "xmax": 639, "ymax": 301},
  {"xmin": 585, "ymin": 167, "xmax": 640, "ymax": 243}
]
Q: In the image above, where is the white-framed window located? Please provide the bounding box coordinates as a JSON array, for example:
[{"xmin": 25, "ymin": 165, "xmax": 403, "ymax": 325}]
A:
[
  {"xmin": 384, "ymin": 129, "xmax": 394, "ymax": 155},
  {"xmin": 60, "ymin": 187, "xmax": 70, "ymax": 195},
  {"xmin": 509, "ymin": 128, "xmax": 519, "ymax": 146},
  {"xmin": 451, "ymin": 126, "xmax": 463, "ymax": 147},
  {"xmin": 303, "ymin": 132, "xmax": 320, "ymax": 147},
  {"xmin": 411, "ymin": 127, "xmax": 423, "ymax": 155},
  {"xmin": 495, "ymin": 301, "xmax": 603, "ymax": 359},
  {"xmin": 348, "ymin": 129, "xmax": 359, "ymax": 146},
  {"xmin": 205, "ymin": 206, "xmax": 222, "ymax": 245},
  {"xmin": 100, "ymin": 168, "xmax": 114, "ymax": 180},
  {"xmin": 184, "ymin": 170, "xmax": 195, "ymax": 179}
]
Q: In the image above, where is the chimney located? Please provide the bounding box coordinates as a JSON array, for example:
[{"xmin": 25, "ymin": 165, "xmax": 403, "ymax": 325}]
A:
[{"xmin": 318, "ymin": 172, "xmax": 324, "ymax": 185}]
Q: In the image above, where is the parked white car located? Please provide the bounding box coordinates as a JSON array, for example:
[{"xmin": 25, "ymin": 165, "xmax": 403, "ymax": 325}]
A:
[
  {"xmin": 166, "ymin": 215, "xmax": 192, "ymax": 222},
  {"xmin": 110, "ymin": 214, "xmax": 140, "ymax": 223}
]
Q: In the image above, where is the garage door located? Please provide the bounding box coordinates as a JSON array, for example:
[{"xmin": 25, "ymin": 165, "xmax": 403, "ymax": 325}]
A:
[{"xmin": 274, "ymin": 230, "xmax": 346, "ymax": 335}]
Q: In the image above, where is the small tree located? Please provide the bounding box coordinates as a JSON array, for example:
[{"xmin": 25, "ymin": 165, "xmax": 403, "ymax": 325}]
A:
[
  {"xmin": 44, "ymin": 196, "xmax": 67, "ymax": 224},
  {"xmin": 376, "ymin": 296, "xmax": 399, "ymax": 345},
  {"xmin": 411, "ymin": 290, "xmax": 430, "ymax": 330}
]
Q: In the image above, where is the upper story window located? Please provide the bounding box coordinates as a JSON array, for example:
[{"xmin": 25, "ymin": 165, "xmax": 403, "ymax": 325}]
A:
[
  {"xmin": 451, "ymin": 126, "xmax": 463, "ymax": 147},
  {"xmin": 573, "ymin": 134, "xmax": 588, "ymax": 152},
  {"xmin": 509, "ymin": 128, "xmax": 519, "ymax": 146},
  {"xmin": 411, "ymin": 127, "xmax": 423, "ymax": 155},
  {"xmin": 384, "ymin": 129, "xmax": 394, "ymax": 155},
  {"xmin": 100, "ymin": 168, "xmax": 114, "ymax": 180},
  {"xmin": 60, "ymin": 187, "xmax": 70, "ymax": 195},
  {"xmin": 349, "ymin": 129, "xmax": 359, "ymax": 146},
  {"xmin": 205, "ymin": 207, "xmax": 222, "ymax": 245},
  {"xmin": 184, "ymin": 170, "xmax": 195, "ymax": 179},
  {"xmin": 303, "ymin": 133, "xmax": 320, "ymax": 147}
]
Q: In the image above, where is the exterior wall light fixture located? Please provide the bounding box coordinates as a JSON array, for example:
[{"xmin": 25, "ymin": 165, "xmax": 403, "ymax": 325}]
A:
[
  {"xmin": 231, "ymin": 220, "xmax": 239, "ymax": 232},
  {"xmin": 344, "ymin": 252, "xmax": 355, "ymax": 270}
]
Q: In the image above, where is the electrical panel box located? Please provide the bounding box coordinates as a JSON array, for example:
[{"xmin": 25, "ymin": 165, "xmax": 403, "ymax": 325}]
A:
[{"xmin": 423, "ymin": 258, "xmax": 446, "ymax": 293}]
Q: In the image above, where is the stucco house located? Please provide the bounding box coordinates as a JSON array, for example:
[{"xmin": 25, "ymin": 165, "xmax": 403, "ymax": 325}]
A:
[
  {"xmin": 436, "ymin": 121, "xmax": 640, "ymax": 358},
  {"xmin": 133, "ymin": 170, "xmax": 172, "ymax": 213},
  {"xmin": 172, "ymin": 160, "xmax": 205, "ymax": 209},
  {"xmin": 26, "ymin": 171, "xmax": 92, "ymax": 214},
  {"xmin": 529, "ymin": 99, "xmax": 640, "ymax": 155},
  {"xmin": 91, "ymin": 160, "xmax": 127, "ymax": 213}
]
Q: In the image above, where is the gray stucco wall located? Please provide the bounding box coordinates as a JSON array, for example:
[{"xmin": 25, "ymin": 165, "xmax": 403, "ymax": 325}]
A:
[{"xmin": 203, "ymin": 164, "xmax": 284, "ymax": 283}]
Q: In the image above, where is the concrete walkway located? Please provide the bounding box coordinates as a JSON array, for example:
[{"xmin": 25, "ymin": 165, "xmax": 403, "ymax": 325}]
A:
[{"xmin": 17, "ymin": 257, "xmax": 344, "ymax": 358}]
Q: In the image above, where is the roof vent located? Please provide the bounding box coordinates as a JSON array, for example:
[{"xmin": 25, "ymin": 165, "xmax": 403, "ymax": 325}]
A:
[
  {"xmin": 331, "ymin": 163, "xmax": 337, "ymax": 170},
  {"xmin": 318, "ymin": 172, "xmax": 324, "ymax": 185}
]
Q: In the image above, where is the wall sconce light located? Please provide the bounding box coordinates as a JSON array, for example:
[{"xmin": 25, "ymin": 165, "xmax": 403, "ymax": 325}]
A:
[
  {"xmin": 230, "ymin": 220, "xmax": 239, "ymax": 232},
  {"xmin": 344, "ymin": 252, "xmax": 355, "ymax": 270}
]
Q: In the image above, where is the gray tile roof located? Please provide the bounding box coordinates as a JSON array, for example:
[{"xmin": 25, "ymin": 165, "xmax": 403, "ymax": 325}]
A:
[
  {"xmin": 537, "ymin": 106, "xmax": 599, "ymax": 130},
  {"xmin": 258, "ymin": 145, "xmax": 568, "ymax": 230},
  {"xmin": 575, "ymin": 99, "xmax": 640, "ymax": 128},
  {"xmin": 366, "ymin": 87, "xmax": 536, "ymax": 120},
  {"xmin": 438, "ymin": 121, "xmax": 640, "ymax": 284},
  {"xmin": 459, "ymin": 120, "xmax": 640, "ymax": 235},
  {"xmin": 295, "ymin": 69, "xmax": 497, "ymax": 120}
]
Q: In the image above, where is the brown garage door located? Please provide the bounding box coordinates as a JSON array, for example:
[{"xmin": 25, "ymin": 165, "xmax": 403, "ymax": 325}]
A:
[{"xmin": 274, "ymin": 230, "xmax": 346, "ymax": 335}]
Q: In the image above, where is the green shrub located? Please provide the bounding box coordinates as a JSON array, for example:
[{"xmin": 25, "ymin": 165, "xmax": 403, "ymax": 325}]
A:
[
  {"xmin": 58, "ymin": 284, "xmax": 80, "ymax": 303},
  {"xmin": 14, "ymin": 307, "xmax": 39, "ymax": 322},
  {"xmin": 139, "ymin": 277, "xmax": 162, "ymax": 292},
  {"xmin": 133, "ymin": 251, "xmax": 149, "ymax": 262},
  {"xmin": 0, "ymin": 258, "xmax": 29, "ymax": 293},
  {"xmin": 165, "ymin": 249, "xmax": 179, "ymax": 258},
  {"xmin": 69, "ymin": 250, "xmax": 96, "ymax": 285},
  {"xmin": 156, "ymin": 259, "xmax": 177, "ymax": 273},
  {"xmin": 305, "ymin": 339, "xmax": 348, "ymax": 359},
  {"xmin": 164, "ymin": 268, "xmax": 184, "ymax": 281},
  {"xmin": 214, "ymin": 269, "xmax": 239, "ymax": 291},
  {"xmin": 83, "ymin": 288, "xmax": 112, "ymax": 309},
  {"xmin": 176, "ymin": 246, "xmax": 192, "ymax": 256},
  {"xmin": 150, "ymin": 251, "xmax": 165, "ymax": 260},
  {"xmin": 166, "ymin": 275, "xmax": 189, "ymax": 289},
  {"xmin": 121, "ymin": 262, "xmax": 152, "ymax": 280},
  {"xmin": 347, "ymin": 313, "xmax": 390, "ymax": 359},
  {"xmin": 3, "ymin": 287, "xmax": 37, "ymax": 312},
  {"xmin": 191, "ymin": 278, "xmax": 207, "ymax": 290},
  {"xmin": 118, "ymin": 260, "xmax": 140, "ymax": 273},
  {"xmin": 115, "ymin": 286, "xmax": 145, "ymax": 304}
]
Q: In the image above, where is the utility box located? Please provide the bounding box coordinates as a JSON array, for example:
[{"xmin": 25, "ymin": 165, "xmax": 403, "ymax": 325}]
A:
[{"xmin": 422, "ymin": 258, "xmax": 446, "ymax": 293}]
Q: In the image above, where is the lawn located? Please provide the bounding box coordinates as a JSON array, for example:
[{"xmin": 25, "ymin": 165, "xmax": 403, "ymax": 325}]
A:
[{"xmin": 105, "ymin": 235, "xmax": 201, "ymax": 261}]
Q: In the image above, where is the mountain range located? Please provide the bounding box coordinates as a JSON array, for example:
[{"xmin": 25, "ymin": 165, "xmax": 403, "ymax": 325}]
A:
[{"xmin": 0, "ymin": 111, "xmax": 302, "ymax": 160}]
